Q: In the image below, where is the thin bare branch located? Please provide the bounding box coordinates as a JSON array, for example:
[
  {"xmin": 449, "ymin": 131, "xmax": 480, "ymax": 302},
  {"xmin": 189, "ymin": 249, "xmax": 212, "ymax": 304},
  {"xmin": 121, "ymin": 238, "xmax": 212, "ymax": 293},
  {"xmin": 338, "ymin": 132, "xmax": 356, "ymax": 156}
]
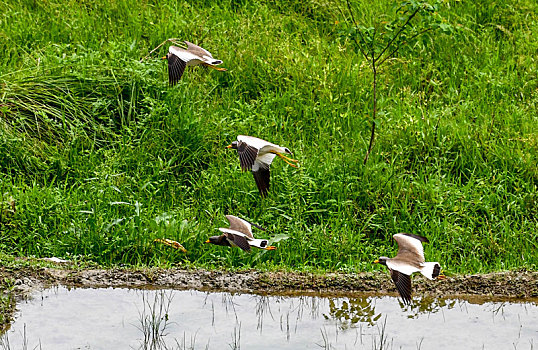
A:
[
  {"xmin": 377, "ymin": 27, "xmax": 434, "ymax": 67},
  {"xmin": 363, "ymin": 58, "xmax": 377, "ymax": 164},
  {"xmin": 374, "ymin": 4, "xmax": 423, "ymax": 63},
  {"xmin": 345, "ymin": 0, "xmax": 370, "ymax": 60},
  {"xmin": 140, "ymin": 38, "xmax": 185, "ymax": 62}
]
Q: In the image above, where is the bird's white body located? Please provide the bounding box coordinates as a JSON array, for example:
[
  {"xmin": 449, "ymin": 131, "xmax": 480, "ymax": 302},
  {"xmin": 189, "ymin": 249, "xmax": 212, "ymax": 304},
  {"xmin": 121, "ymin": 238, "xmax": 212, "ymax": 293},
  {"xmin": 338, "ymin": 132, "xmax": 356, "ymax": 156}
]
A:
[
  {"xmin": 169, "ymin": 45, "xmax": 220, "ymax": 67},
  {"xmin": 386, "ymin": 260, "xmax": 439, "ymax": 280},
  {"xmin": 165, "ymin": 41, "xmax": 224, "ymax": 85},
  {"xmin": 218, "ymin": 215, "xmax": 274, "ymax": 250},
  {"xmin": 237, "ymin": 135, "xmax": 288, "ymax": 172},
  {"xmin": 237, "ymin": 135, "xmax": 285, "ymax": 152},
  {"xmin": 218, "ymin": 228, "xmax": 250, "ymax": 248},
  {"xmin": 231, "ymin": 135, "xmax": 297, "ymax": 197},
  {"xmin": 388, "ymin": 233, "xmax": 439, "ymax": 279},
  {"xmin": 376, "ymin": 233, "xmax": 442, "ymax": 305},
  {"xmin": 418, "ymin": 262, "xmax": 441, "ymax": 280},
  {"xmin": 248, "ymin": 238, "xmax": 272, "ymax": 250}
]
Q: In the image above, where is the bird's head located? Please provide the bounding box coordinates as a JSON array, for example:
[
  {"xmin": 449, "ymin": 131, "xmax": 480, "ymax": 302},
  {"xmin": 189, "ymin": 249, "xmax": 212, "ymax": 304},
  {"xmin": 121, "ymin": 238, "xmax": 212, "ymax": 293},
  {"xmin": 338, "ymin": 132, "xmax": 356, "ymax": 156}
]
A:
[
  {"xmin": 257, "ymin": 240, "xmax": 277, "ymax": 250},
  {"xmin": 205, "ymin": 235, "xmax": 224, "ymax": 245},
  {"xmin": 284, "ymin": 147, "xmax": 293, "ymax": 155},
  {"xmin": 161, "ymin": 53, "xmax": 170, "ymax": 60},
  {"xmin": 226, "ymin": 141, "xmax": 238, "ymax": 150},
  {"xmin": 374, "ymin": 256, "xmax": 389, "ymax": 266}
]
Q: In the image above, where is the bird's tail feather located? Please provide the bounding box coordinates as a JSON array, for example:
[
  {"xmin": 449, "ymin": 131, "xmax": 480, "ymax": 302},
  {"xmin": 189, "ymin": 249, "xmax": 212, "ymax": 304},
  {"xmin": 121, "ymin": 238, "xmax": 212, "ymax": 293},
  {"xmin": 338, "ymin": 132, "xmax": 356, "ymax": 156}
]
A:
[{"xmin": 420, "ymin": 262, "xmax": 441, "ymax": 280}]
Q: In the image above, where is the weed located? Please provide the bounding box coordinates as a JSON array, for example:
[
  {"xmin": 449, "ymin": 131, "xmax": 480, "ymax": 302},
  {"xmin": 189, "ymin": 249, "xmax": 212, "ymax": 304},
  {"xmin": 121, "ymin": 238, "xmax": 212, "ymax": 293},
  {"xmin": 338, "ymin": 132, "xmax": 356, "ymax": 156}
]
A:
[{"xmin": 0, "ymin": 0, "xmax": 536, "ymax": 273}]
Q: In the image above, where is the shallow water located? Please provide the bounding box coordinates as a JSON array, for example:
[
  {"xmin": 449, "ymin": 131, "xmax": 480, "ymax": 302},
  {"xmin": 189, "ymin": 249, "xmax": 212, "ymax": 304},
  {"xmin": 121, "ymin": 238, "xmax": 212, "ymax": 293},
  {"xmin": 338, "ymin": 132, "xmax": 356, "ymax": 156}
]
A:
[{"xmin": 2, "ymin": 288, "xmax": 537, "ymax": 350}]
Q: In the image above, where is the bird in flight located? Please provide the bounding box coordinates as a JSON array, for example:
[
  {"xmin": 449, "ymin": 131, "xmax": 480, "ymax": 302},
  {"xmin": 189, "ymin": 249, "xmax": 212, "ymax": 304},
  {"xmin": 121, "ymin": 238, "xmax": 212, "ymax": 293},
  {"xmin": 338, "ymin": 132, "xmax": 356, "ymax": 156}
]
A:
[
  {"xmin": 374, "ymin": 233, "xmax": 444, "ymax": 305},
  {"xmin": 227, "ymin": 135, "xmax": 299, "ymax": 197},
  {"xmin": 205, "ymin": 215, "xmax": 276, "ymax": 252},
  {"xmin": 163, "ymin": 41, "xmax": 226, "ymax": 85}
]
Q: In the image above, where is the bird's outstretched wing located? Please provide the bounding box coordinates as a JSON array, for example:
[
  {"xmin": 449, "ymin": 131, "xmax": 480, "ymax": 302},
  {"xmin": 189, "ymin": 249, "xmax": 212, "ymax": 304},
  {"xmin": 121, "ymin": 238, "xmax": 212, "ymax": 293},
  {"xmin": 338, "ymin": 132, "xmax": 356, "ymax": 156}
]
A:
[
  {"xmin": 393, "ymin": 233, "xmax": 426, "ymax": 265},
  {"xmin": 252, "ymin": 166, "xmax": 270, "ymax": 197},
  {"xmin": 224, "ymin": 232, "xmax": 251, "ymax": 252},
  {"xmin": 184, "ymin": 41, "xmax": 213, "ymax": 58},
  {"xmin": 237, "ymin": 141, "xmax": 259, "ymax": 171},
  {"xmin": 226, "ymin": 215, "xmax": 253, "ymax": 239},
  {"xmin": 400, "ymin": 233, "xmax": 429, "ymax": 243},
  {"xmin": 390, "ymin": 269, "xmax": 412, "ymax": 305},
  {"xmin": 167, "ymin": 54, "xmax": 187, "ymax": 85}
]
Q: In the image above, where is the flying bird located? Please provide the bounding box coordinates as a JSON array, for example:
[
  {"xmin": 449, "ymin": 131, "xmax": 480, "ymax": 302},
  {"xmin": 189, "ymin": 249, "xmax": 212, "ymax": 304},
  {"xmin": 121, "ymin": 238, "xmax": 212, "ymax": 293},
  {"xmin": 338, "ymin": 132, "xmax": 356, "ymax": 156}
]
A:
[
  {"xmin": 163, "ymin": 41, "xmax": 226, "ymax": 85},
  {"xmin": 227, "ymin": 135, "xmax": 299, "ymax": 197},
  {"xmin": 205, "ymin": 215, "xmax": 276, "ymax": 252},
  {"xmin": 374, "ymin": 233, "xmax": 443, "ymax": 305}
]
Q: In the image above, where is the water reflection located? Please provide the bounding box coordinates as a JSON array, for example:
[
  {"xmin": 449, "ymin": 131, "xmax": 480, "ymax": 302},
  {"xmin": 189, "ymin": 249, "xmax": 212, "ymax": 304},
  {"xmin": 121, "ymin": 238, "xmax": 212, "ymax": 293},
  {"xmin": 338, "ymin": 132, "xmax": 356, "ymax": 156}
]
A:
[
  {"xmin": 137, "ymin": 290, "xmax": 175, "ymax": 350},
  {"xmin": 325, "ymin": 297, "xmax": 380, "ymax": 327},
  {"xmin": 1, "ymin": 288, "xmax": 537, "ymax": 350}
]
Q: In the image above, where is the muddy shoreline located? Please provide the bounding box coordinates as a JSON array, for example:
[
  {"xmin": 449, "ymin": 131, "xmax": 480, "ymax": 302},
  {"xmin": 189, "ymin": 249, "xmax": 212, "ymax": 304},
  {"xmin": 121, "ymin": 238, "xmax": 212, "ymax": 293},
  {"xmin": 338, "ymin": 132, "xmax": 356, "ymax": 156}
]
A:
[{"xmin": 3, "ymin": 266, "xmax": 538, "ymax": 300}]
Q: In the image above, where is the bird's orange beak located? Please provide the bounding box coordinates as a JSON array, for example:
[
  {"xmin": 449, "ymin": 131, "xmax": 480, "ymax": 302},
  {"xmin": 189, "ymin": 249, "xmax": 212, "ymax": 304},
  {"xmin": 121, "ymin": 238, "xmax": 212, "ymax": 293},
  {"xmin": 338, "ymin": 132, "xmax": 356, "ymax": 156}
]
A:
[
  {"xmin": 204, "ymin": 239, "xmax": 211, "ymax": 243},
  {"xmin": 373, "ymin": 260, "xmax": 380, "ymax": 264},
  {"xmin": 161, "ymin": 56, "xmax": 167, "ymax": 60},
  {"xmin": 266, "ymin": 246, "xmax": 277, "ymax": 250},
  {"xmin": 226, "ymin": 144, "xmax": 232, "ymax": 149}
]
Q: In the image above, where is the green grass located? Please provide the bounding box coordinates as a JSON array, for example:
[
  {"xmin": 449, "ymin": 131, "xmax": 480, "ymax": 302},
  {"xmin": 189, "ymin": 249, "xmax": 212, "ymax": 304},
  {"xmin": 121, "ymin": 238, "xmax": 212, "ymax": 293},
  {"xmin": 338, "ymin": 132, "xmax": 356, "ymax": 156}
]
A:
[{"xmin": 0, "ymin": 0, "xmax": 536, "ymax": 274}]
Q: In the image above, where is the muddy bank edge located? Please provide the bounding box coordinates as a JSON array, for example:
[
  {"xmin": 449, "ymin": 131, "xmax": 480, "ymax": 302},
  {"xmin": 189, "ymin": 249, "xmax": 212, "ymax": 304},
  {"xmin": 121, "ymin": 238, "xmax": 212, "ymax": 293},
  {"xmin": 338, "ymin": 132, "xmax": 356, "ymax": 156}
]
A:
[{"xmin": 2, "ymin": 266, "xmax": 538, "ymax": 299}]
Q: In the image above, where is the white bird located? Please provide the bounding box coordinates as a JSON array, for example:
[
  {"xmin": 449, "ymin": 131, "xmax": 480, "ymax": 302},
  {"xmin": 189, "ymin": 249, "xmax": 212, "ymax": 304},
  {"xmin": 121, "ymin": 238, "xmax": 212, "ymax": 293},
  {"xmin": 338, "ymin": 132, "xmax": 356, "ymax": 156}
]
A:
[
  {"xmin": 227, "ymin": 135, "xmax": 299, "ymax": 197},
  {"xmin": 205, "ymin": 215, "xmax": 276, "ymax": 252},
  {"xmin": 163, "ymin": 41, "xmax": 226, "ymax": 85},
  {"xmin": 374, "ymin": 233, "xmax": 443, "ymax": 305}
]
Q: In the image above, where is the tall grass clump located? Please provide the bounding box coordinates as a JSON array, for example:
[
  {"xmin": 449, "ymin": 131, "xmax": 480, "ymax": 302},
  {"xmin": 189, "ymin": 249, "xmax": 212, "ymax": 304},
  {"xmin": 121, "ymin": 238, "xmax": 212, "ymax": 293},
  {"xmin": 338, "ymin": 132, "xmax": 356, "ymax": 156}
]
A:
[{"xmin": 0, "ymin": 0, "xmax": 536, "ymax": 273}]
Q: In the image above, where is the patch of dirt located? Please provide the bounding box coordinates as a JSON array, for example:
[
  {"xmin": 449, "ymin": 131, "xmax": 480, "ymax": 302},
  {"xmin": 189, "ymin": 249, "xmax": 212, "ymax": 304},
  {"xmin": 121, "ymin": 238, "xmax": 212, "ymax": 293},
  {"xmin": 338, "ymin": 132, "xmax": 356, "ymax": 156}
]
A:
[{"xmin": 2, "ymin": 266, "xmax": 538, "ymax": 299}]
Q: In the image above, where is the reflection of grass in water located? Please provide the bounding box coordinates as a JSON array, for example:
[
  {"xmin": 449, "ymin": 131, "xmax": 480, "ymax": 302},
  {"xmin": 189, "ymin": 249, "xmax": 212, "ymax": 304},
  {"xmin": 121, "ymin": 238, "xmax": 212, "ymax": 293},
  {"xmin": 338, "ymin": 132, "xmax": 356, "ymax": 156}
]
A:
[
  {"xmin": 0, "ymin": 279, "xmax": 15, "ymax": 333},
  {"xmin": 228, "ymin": 322, "xmax": 241, "ymax": 350},
  {"xmin": 3, "ymin": 290, "xmax": 537, "ymax": 349},
  {"xmin": 325, "ymin": 296, "xmax": 381, "ymax": 327},
  {"xmin": 136, "ymin": 290, "xmax": 175, "ymax": 350},
  {"xmin": 0, "ymin": 324, "xmax": 37, "ymax": 350},
  {"xmin": 254, "ymin": 295, "xmax": 273, "ymax": 332},
  {"xmin": 316, "ymin": 315, "xmax": 394, "ymax": 350},
  {"xmin": 372, "ymin": 316, "xmax": 392, "ymax": 350},
  {"xmin": 135, "ymin": 291, "xmax": 218, "ymax": 350}
]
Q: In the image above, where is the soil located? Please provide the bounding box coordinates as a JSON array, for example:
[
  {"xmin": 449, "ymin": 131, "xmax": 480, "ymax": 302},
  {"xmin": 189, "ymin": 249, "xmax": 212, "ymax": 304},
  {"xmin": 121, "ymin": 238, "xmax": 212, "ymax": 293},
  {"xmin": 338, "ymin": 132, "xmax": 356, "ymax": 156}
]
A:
[
  {"xmin": 1, "ymin": 266, "xmax": 538, "ymax": 331},
  {"xmin": 2, "ymin": 265, "xmax": 538, "ymax": 298}
]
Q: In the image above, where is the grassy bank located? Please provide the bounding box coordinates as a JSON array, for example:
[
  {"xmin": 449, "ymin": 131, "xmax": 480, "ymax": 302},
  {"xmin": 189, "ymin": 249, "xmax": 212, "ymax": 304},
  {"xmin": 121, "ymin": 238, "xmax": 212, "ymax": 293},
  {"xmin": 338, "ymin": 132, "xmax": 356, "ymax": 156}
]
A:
[{"xmin": 0, "ymin": 0, "xmax": 536, "ymax": 274}]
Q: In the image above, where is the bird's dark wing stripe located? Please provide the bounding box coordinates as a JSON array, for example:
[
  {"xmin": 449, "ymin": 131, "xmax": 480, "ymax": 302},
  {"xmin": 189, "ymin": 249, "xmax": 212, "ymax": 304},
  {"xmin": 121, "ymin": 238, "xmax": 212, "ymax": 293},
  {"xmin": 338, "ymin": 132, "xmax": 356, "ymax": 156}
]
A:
[
  {"xmin": 237, "ymin": 141, "xmax": 259, "ymax": 171},
  {"xmin": 390, "ymin": 269, "xmax": 412, "ymax": 305},
  {"xmin": 401, "ymin": 233, "xmax": 429, "ymax": 243},
  {"xmin": 432, "ymin": 263, "xmax": 441, "ymax": 278},
  {"xmin": 225, "ymin": 233, "xmax": 251, "ymax": 252},
  {"xmin": 252, "ymin": 167, "xmax": 270, "ymax": 197},
  {"xmin": 243, "ymin": 145, "xmax": 258, "ymax": 171},
  {"xmin": 168, "ymin": 54, "xmax": 187, "ymax": 86},
  {"xmin": 237, "ymin": 141, "xmax": 246, "ymax": 170},
  {"xmin": 240, "ymin": 217, "xmax": 267, "ymax": 232}
]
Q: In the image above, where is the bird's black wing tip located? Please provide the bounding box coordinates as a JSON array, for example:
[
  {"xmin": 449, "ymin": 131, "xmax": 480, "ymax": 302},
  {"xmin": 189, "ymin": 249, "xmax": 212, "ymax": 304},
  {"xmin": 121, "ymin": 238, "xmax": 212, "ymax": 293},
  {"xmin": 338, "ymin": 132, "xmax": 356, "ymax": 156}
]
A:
[
  {"xmin": 238, "ymin": 216, "xmax": 267, "ymax": 231},
  {"xmin": 252, "ymin": 167, "xmax": 270, "ymax": 198},
  {"xmin": 400, "ymin": 233, "xmax": 429, "ymax": 243},
  {"xmin": 167, "ymin": 54, "xmax": 186, "ymax": 85},
  {"xmin": 391, "ymin": 270, "xmax": 413, "ymax": 306},
  {"xmin": 238, "ymin": 142, "xmax": 259, "ymax": 171}
]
